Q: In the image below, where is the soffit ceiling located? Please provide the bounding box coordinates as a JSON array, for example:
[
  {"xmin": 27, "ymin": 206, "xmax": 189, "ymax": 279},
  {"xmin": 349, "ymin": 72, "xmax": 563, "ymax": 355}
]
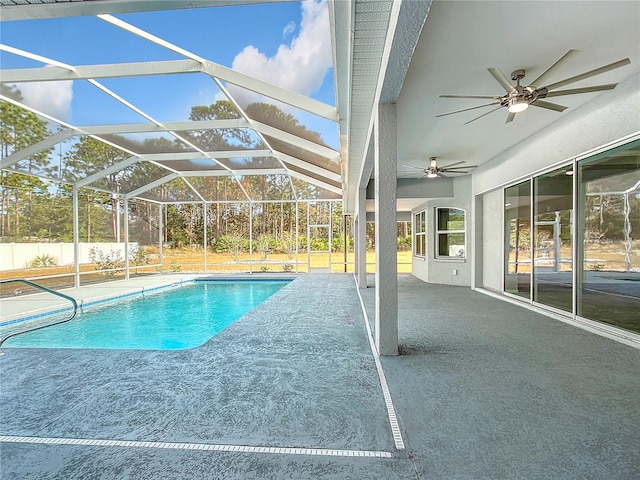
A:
[
  {"xmin": 340, "ymin": 0, "xmax": 640, "ymax": 212},
  {"xmin": 0, "ymin": 0, "xmax": 341, "ymax": 203}
]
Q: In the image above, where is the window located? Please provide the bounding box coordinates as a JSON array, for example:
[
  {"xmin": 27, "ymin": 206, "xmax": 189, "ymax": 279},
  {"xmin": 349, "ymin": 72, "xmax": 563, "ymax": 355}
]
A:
[
  {"xmin": 500, "ymin": 139, "xmax": 640, "ymax": 334},
  {"xmin": 435, "ymin": 208, "xmax": 465, "ymax": 258},
  {"xmin": 414, "ymin": 210, "xmax": 426, "ymax": 257}
]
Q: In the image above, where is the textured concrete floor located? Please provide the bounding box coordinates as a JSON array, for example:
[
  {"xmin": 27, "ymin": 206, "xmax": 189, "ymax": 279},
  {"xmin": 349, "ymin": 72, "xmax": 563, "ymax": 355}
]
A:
[
  {"xmin": 0, "ymin": 275, "xmax": 414, "ymax": 479},
  {"xmin": 362, "ymin": 275, "xmax": 640, "ymax": 480},
  {"xmin": 1, "ymin": 273, "xmax": 639, "ymax": 479}
]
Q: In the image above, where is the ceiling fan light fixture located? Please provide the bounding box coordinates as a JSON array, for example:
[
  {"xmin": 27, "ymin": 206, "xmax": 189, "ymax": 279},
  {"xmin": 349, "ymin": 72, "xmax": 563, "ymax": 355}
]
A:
[
  {"xmin": 427, "ymin": 171, "xmax": 438, "ymax": 178},
  {"xmin": 507, "ymin": 97, "xmax": 529, "ymax": 113}
]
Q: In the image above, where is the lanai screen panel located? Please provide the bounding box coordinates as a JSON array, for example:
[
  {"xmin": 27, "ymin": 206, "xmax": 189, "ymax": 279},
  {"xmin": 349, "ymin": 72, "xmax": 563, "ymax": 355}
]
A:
[
  {"xmin": 180, "ymin": 176, "xmax": 248, "ymax": 203},
  {"xmin": 182, "ymin": 127, "xmax": 263, "ymax": 152},
  {"xmin": 293, "ymin": 180, "xmax": 341, "ymax": 200},
  {"xmin": 1, "ymin": 1, "xmax": 341, "ymax": 207},
  {"xmin": 238, "ymin": 174, "xmax": 295, "ymax": 202},
  {"xmin": 85, "ymin": 161, "xmax": 170, "ymax": 195},
  {"xmin": 136, "ymin": 177, "xmax": 200, "ymax": 203},
  {"xmin": 217, "ymin": 155, "xmax": 283, "ymax": 172},
  {"xmin": 98, "ymin": 73, "xmax": 225, "ymax": 125}
]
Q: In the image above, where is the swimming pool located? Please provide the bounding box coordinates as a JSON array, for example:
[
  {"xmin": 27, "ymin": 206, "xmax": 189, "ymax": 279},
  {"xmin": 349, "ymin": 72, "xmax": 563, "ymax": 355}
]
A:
[{"xmin": 3, "ymin": 280, "xmax": 288, "ymax": 350}]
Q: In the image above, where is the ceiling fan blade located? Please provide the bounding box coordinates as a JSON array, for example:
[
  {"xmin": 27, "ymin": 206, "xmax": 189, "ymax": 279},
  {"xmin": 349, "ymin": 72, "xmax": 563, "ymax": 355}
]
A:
[
  {"xmin": 464, "ymin": 106, "xmax": 503, "ymax": 125},
  {"xmin": 543, "ymin": 58, "xmax": 630, "ymax": 91},
  {"xmin": 440, "ymin": 170, "xmax": 469, "ymax": 174},
  {"xmin": 442, "ymin": 165, "xmax": 478, "ymax": 170},
  {"xmin": 488, "ymin": 67, "xmax": 515, "ymax": 92},
  {"xmin": 440, "ymin": 95, "xmax": 502, "ymax": 99},
  {"xmin": 436, "ymin": 102, "xmax": 500, "ymax": 118},
  {"xmin": 531, "ymin": 49, "xmax": 580, "ymax": 86},
  {"xmin": 440, "ymin": 161, "xmax": 465, "ymax": 168},
  {"xmin": 401, "ymin": 164, "xmax": 426, "ymax": 170},
  {"xmin": 545, "ymin": 83, "xmax": 617, "ymax": 97},
  {"xmin": 398, "ymin": 173, "xmax": 420, "ymax": 178},
  {"xmin": 506, "ymin": 111, "xmax": 516, "ymax": 123},
  {"xmin": 531, "ymin": 100, "xmax": 569, "ymax": 112}
]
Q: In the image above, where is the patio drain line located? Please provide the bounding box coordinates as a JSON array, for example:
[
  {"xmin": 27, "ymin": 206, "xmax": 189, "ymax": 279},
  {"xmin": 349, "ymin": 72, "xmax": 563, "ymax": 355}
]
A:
[
  {"xmin": 353, "ymin": 275, "xmax": 406, "ymax": 451},
  {"xmin": 0, "ymin": 435, "xmax": 392, "ymax": 458}
]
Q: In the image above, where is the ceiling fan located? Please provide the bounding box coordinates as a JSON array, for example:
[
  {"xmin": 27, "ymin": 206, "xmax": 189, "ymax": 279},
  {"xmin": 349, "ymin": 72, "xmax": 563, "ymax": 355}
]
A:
[
  {"xmin": 436, "ymin": 50, "xmax": 630, "ymax": 124},
  {"xmin": 400, "ymin": 157, "xmax": 477, "ymax": 179}
]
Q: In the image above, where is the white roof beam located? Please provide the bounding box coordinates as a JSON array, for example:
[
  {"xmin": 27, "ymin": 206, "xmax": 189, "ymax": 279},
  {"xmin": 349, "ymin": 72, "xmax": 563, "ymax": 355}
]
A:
[
  {"xmin": 76, "ymin": 119, "xmax": 248, "ymax": 136},
  {"xmin": 140, "ymin": 150, "xmax": 272, "ymax": 161},
  {"xmin": 2, "ymin": 58, "xmax": 336, "ymax": 120},
  {"xmin": 96, "ymin": 14, "xmax": 336, "ymax": 121},
  {"xmin": 251, "ymin": 121, "xmax": 340, "ymax": 161},
  {"xmin": 203, "ymin": 62, "xmax": 337, "ymax": 121},
  {"xmin": 275, "ymin": 152, "xmax": 342, "ymax": 183},
  {"xmin": 288, "ymin": 171, "xmax": 342, "ymax": 195},
  {"xmin": 125, "ymin": 173, "xmax": 179, "ymax": 199},
  {"xmin": 0, "ymin": 60, "xmax": 201, "ymax": 83},
  {"xmin": 0, "ymin": 129, "xmax": 74, "ymax": 169},
  {"xmin": 181, "ymin": 169, "xmax": 287, "ymax": 177},
  {"xmin": 0, "ymin": 1, "xmax": 295, "ymax": 21},
  {"xmin": 76, "ymin": 156, "xmax": 141, "ymax": 187}
]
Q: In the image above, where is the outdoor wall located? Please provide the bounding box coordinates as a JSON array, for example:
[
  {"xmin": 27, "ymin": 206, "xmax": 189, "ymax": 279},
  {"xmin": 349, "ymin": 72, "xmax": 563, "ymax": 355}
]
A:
[
  {"xmin": 481, "ymin": 189, "xmax": 503, "ymax": 291},
  {"xmin": 471, "ymin": 71, "xmax": 640, "ymax": 295},
  {"xmin": 412, "ymin": 175, "xmax": 472, "ymax": 286},
  {"xmin": 0, "ymin": 243, "xmax": 135, "ymax": 271}
]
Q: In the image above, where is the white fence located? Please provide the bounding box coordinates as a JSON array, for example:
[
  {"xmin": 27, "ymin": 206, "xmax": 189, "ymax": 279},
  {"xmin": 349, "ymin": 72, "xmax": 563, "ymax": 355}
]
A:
[{"xmin": 0, "ymin": 243, "xmax": 138, "ymax": 271}]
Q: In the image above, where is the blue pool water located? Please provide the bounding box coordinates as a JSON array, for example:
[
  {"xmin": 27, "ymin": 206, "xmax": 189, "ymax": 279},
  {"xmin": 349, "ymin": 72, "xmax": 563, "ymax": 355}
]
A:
[{"xmin": 4, "ymin": 280, "xmax": 288, "ymax": 350}]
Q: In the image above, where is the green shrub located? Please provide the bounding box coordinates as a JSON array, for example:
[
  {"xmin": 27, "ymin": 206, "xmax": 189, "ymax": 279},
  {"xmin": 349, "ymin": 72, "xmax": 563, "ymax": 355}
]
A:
[
  {"xmin": 129, "ymin": 246, "xmax": 151, "ymax": 266},
  {"xmin": 89, "ymin": 247, "xmax": 124, "ymax": 276},
  {"xmin": 397, "ymin": 236, "xmax": 412, "ymax": 252},
  {"xmin": 332, "ymin": 234, "xmax": 354, "ymax": 252},
  {"xmin": 27, "ymin": 253, "xmax": 57, "ymax": 268}
]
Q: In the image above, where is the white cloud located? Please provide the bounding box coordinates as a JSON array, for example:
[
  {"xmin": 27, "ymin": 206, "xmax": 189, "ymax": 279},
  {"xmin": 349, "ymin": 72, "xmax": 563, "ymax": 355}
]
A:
[
  {"xmin": 14, "ymin": 80, "xmax": 73, "ymax": 123},
  {"xmin": 283, "ymin": 21, "xmax": 296, "ymax": 37},
  {"xmin": 218, "ymin": 0, "xmax": 332, "ymax": 109}
]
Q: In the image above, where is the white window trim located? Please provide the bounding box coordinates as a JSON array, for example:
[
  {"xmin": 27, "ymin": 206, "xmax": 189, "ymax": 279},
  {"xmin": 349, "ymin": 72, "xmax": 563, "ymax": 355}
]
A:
[
  {"xmin": 435, "ymin": 207, "xmax": 466, "ymax": 260},
  {"xmin": 413, "ymin": 210, "xmax": 426, "ymax": 258}
]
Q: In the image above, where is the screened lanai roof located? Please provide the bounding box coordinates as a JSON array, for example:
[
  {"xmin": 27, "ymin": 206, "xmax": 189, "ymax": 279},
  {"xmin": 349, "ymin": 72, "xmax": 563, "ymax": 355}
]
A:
[{"xmin": 0, "ymin": 0, "xmax": 342, "ymax": 203}]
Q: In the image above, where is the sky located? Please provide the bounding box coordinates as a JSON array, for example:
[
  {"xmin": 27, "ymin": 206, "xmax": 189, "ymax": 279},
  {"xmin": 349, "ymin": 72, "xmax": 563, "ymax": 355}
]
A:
[{"xmin": 0, "ymin": 0, "xmax": 337, "ymax": 149}]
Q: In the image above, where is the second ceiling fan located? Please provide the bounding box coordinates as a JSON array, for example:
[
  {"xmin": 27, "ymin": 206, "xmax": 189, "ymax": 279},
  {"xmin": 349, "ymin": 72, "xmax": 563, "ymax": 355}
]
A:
[
  {"xmin": 437, "ymin": 50, "xmax": 630, "ymax": 124},
  {"xmin": 400, "ymin": 157, "xmax": 477, "ymax": 179}
]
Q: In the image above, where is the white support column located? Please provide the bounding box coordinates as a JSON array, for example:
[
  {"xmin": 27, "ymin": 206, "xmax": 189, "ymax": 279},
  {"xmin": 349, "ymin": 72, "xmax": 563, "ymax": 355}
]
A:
[
  {"xmin": 356, "ymin": 186, "xmax": 367, "ymax": 288},
  {"xmin": 249, "ymin": 202, "xmax": 253, "ymax": 274},
  {"xmin": 159, "ymin": 203, "xmax": 164, "ymax": 274},
  {"xmin": 374, "ymin": 103, "xmax": 398, "ymax": 356},
  {"xmin": 72, "ymin": 186, "xmax": 80, "ymax": 288},
  {"xmin": 124, "ymin": 198, "xmax": 130, "ymax": 280},
  {"xmin": 203, "ymin": 202, "xmax": 208, "ymax": 274}
]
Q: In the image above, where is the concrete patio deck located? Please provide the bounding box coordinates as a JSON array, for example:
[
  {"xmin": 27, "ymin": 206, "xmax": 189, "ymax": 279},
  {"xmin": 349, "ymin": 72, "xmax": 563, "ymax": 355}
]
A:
[{"xmin": 1, "ymin": 274, "xmax": 638, "ymax": 479}]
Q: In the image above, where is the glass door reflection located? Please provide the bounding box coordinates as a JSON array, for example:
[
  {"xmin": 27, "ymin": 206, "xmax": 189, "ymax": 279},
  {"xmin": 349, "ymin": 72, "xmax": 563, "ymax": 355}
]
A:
[
  {"xmin": 533, "ymin": 167, "xmax": 573, "ymax": 312},
  {"xmin": 505, "ymin": 181, "xmax": 531, "ymax": 299}
]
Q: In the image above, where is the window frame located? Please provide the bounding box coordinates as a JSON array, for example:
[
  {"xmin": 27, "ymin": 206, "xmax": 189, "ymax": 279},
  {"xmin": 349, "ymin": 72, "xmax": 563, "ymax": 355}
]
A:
[
  {"xmin": 435, "ymin": 207, "xmax": 466, "ymax": 260},
  {"xmin": 413, "ymin": 210, "xmax": 426, "ymax": 258}
]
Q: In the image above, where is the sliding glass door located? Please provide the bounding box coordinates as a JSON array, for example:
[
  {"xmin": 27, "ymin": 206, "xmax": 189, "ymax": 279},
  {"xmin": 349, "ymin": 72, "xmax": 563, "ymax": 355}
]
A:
[
  {"xmin": 504, "ymin": 181, "xmax": 531, "ymax": 299},
  {"xmin": 502, "ymin": 140, "xmax": 640, "ymax": 334},
  {"xmin": 533, "ymin": 167, "xmax": 573, "ymax": 312},
  {"xmin": 577, "ymin": 142, "xmax": 640, "ymax": 332}
]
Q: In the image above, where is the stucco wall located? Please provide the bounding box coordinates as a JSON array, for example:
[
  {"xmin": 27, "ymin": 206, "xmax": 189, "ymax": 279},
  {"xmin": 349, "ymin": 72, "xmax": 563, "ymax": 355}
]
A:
[
  {"xmin": 412, "ymin": 175, "xmax": 472, "ymax": 286},
  {"xmin": 481, "ymin": 189, "xmax": 503, "ymax": 291},
  {"xmin": 470, "ymin": 72, "xmax": 640, "ymax": 293},
  {"xmin": 410, "ymin": 72, "xmax": 639, "ymax": 290}
]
